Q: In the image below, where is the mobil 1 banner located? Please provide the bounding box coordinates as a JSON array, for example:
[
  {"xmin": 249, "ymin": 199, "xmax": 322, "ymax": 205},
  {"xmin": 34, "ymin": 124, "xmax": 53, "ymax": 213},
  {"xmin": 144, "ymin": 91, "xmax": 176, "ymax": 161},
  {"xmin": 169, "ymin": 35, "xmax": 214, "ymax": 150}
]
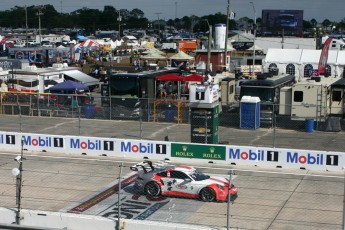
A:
[
  {"xmin": 65, "ymin": 136, "xmax": 116, "ymax": 156},
  {"xmin": 0, "ymin": 132, "xmax": 19, "ymax": 150},
  {"xmin": 280, "ymin": 148, "xmax": 343, "ymax": 171},
  {"xmin": 22, "ymin": 133, "xmax": 65, "ymax": 152},
  {"xmin": 117, "ymin": 139, "xmax": 170, "ymax": 159},
  {"xmin": 227, "ymin": 145, "xmax": 282, "ymax": 167}
]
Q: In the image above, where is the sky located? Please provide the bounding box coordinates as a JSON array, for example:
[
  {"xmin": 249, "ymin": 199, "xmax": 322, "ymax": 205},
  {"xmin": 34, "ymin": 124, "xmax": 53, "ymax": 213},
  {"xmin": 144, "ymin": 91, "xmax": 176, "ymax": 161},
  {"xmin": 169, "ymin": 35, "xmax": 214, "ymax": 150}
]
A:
[{"xmin": 2, "ymin": 0, "xmax": 344, "ymax": 22}]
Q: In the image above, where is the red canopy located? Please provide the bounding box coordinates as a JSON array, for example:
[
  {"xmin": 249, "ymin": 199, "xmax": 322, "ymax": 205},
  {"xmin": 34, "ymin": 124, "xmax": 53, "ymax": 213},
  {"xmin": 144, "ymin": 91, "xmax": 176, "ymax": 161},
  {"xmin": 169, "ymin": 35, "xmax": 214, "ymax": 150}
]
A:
[
  {"xmin": 181, "ymin": 74, "xmax": 204, "ymax": 82},
  {"xmin": 156, "ymin": 73, "xmax": 204, "ymax": 82},
  {"xmin": 156, "ymin": 73, "xmax": 183, "ymax": 81}
]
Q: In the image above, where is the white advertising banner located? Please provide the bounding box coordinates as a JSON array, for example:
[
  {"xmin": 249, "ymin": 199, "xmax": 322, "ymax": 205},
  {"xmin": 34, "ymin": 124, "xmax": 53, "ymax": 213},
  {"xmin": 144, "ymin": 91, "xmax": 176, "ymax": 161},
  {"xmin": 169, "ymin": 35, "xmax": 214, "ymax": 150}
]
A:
[
  {"xmin": 0, "ymin": 131, "xmax": 344, "ymax": 172},
  {"xmin": 226, "ymin": 145, "xmax": 345, "ymax": 171},
  {"xmin": 117, "ymin": 139, "xmax": 171, "ymax": 160}
]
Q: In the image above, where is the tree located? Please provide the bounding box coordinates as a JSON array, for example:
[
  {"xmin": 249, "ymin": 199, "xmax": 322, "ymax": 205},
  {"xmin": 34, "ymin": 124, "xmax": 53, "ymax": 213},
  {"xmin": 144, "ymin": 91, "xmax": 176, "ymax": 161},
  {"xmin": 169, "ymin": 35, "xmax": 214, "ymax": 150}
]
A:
[
  {"xmin": 310, "ymin": 18, "xmax": 317, "ymax": 27},
  {"xmin": 322, "ymin": 19, "xmax": 331, "ymax": 28}
]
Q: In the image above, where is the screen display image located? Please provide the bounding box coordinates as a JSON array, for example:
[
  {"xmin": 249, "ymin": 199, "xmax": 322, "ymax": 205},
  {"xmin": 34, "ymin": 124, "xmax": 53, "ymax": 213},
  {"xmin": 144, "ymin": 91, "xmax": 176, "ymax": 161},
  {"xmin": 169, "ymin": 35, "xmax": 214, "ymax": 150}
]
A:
[{"xmin": 261, "ymin": 10, "xmax": 303, "ymax": 36}]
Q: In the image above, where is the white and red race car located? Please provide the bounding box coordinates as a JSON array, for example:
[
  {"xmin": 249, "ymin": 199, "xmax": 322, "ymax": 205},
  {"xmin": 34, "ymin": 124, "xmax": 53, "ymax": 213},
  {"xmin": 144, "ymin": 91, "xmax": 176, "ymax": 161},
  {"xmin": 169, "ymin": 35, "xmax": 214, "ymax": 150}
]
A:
[{"xmin": 130, "ymin": 161, "xmax": 238, "ymax": 202}]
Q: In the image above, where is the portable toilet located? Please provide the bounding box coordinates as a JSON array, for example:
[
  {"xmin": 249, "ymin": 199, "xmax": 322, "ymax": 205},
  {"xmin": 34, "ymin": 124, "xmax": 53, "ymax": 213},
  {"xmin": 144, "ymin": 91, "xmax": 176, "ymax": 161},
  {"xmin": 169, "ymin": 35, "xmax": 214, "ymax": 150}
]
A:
[{"xmin": 240, "ymin": 96, "xmax": 260, "ymax": 129}]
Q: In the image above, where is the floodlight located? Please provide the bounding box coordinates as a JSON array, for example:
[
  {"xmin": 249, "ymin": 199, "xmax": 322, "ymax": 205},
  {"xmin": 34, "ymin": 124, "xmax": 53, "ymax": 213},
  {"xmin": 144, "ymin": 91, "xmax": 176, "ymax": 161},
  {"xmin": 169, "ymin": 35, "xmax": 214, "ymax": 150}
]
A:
[
  {"xmin": 14, "ymin": 156, "xmax": 21, "ymax": 162},
  {"xmin": 12, "ymin": 168, "xmax": 20, "ymax": 176}
]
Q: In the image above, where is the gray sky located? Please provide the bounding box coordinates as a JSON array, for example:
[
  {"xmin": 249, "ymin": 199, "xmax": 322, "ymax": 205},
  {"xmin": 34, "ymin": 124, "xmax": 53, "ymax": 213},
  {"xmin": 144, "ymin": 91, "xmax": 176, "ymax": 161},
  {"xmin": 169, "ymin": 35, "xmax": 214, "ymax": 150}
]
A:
[{"xmin": 2, "ymin": 0, "xmax": 344, "ymax": 22}]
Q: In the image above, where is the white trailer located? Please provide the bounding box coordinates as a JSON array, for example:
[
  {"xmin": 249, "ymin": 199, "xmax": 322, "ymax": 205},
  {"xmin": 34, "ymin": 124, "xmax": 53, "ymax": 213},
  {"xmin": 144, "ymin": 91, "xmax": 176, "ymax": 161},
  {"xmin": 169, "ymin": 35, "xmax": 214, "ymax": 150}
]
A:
[
  {"xmin": 289, "ymin": 77, "xmax": 339, "ymax": 121},
  {"xmin": 329, "ymin": 78, "xmax": 345, "ymax": 116}
]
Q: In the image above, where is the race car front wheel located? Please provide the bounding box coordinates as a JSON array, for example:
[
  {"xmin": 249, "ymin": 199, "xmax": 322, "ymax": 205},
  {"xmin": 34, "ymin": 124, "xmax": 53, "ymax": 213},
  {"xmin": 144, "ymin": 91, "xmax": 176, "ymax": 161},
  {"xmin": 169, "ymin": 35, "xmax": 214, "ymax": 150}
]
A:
[
  {"xmin": 200, "ymin": 187, "xmax": 216, "ymax": 202},
  {"xmin": 144, "ymin": 182, "xmax": 161, "ymax": 197}
]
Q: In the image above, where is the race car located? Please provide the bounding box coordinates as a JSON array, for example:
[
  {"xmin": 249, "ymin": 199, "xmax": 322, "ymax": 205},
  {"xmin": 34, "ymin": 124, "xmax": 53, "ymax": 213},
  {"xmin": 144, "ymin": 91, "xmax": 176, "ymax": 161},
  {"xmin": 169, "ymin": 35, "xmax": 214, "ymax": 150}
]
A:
[{"xmin": 130, "ymin": 161, "xmax": 238, "ymax": 202}]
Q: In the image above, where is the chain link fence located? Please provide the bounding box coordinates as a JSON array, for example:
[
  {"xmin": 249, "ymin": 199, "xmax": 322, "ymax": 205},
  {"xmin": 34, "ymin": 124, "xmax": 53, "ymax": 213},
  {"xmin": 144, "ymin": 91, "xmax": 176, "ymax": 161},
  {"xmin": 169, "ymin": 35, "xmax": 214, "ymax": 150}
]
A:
[
  {"xmin": 1, "ymin": 92, "xmax": 345, "ymax": 151},
  {"xmin": 0, "ymin": 155, "xmax": 343, "ymax": 229}
]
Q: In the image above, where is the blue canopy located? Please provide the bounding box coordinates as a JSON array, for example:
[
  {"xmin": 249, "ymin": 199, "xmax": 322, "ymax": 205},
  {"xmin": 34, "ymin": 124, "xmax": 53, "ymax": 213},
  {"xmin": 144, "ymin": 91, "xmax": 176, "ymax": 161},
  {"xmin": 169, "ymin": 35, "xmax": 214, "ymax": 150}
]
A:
[{"xmin": 49, "ymin": 80, "xmax": 89, "ymax": 92}]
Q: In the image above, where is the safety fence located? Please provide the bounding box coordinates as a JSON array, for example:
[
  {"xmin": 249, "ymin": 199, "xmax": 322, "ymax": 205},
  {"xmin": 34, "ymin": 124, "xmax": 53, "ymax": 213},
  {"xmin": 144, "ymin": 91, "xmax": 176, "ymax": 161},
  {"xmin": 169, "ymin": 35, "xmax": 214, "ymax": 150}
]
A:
[
  {"xmin": 0, "ymin": 153, "xmax": 343, "ymax": 230},
  {"xmin": 1, "ymin": 92, "xmax": 345, "ymax": 152}
]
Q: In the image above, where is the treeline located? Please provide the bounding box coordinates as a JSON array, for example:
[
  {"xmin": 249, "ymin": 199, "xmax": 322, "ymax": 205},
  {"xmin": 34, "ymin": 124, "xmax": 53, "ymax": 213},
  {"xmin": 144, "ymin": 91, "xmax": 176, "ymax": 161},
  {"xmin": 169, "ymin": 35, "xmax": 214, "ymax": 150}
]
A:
[{"xmin": 0, "ymin": 4, "xmax": 344, "ymax": 35}]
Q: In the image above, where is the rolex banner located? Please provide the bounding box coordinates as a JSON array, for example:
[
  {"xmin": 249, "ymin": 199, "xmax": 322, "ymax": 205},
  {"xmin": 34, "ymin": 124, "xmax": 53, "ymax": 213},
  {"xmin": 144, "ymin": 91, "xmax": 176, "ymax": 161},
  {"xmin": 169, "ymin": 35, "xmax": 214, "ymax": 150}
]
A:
[{"xmin": 171, "ymin": 143, "xmax": 226, "ymax": 160}]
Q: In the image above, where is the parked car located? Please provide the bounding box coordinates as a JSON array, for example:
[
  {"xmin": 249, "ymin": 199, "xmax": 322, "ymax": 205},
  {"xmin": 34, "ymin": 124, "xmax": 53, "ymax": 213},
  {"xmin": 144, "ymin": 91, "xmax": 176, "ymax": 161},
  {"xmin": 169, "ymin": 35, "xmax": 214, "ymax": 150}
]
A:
[{"xmin": 130, "ymin": 161, "xmax": 238, "ymax": 202}]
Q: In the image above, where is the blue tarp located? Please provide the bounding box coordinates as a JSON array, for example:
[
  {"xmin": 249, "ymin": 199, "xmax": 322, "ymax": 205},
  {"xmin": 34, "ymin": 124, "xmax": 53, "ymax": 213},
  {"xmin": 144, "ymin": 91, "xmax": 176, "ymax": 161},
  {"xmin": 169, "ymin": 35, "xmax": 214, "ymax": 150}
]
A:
[{"xmin": 49, "ymin": 80, "xmax": 89, "ymax": 92}]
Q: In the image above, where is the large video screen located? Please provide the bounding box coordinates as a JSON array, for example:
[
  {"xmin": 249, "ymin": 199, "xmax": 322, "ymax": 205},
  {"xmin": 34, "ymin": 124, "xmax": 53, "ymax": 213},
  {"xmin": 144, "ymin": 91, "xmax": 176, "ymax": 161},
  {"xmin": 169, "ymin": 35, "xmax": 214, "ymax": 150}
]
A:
[{"xmin": 261, "ymin": 10, "xmax": 303, "ymax": 36}]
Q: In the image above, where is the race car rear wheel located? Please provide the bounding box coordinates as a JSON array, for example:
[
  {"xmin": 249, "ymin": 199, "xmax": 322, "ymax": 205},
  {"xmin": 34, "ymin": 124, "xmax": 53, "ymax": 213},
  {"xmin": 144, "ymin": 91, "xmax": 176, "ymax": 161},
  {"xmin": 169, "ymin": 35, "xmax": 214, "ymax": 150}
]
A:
[
  {"xmin": 144, "ymin": 182, "xmax": 161, "ymax": 197},
  {"xmin": 200, "ymin": 187, "xmax": 216, "ymax": 202}
]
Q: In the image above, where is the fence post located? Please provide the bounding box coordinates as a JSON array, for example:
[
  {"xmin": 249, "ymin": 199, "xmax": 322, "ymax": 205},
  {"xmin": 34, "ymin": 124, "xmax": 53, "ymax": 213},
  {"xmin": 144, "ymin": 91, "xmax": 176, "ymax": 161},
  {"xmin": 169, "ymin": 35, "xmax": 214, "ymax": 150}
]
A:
[
  {"xmin": 117, "ymin": 162, "xmax": 123, "ymax": 230},
  {"xmin": 17, "ymin": 102, "xmax": 22, "ymax": 133},
  {"xmin": 273, "ymin": 103, "xmax": 276, "ymax": 148},
  {"xmin": 109, "ymin": 97, "xmax": 112, "ymax": 120},
  {"xmin": 205, "ymin": 111, "xmax": 208, "ymax": 144},
  {"xmin": 227, "ymin": 169, "xmax": 233, "ymax": 230},
  {"xmin": 78, "ymin": 109, "xmax": 81, "ymax": 136},
  {"xmin": 140, "ymin": 105, "xmax": 142, "ymax": 140}
]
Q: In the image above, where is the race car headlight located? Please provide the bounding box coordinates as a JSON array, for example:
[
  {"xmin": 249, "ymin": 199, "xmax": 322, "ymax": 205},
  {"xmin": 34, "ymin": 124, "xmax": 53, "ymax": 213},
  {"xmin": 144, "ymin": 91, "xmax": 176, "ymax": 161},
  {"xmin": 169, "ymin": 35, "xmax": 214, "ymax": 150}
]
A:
[{"xmin": 216, "ymin": 184, "xmax": 224, "ymax": 190}]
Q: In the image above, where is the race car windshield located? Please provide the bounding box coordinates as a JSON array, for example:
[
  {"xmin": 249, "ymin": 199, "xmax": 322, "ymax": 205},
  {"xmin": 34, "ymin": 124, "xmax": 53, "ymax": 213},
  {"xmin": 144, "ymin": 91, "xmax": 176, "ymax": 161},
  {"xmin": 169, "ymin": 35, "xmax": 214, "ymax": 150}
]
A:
[{"xmin": 190, "ymin": 172, "xmax": 210, "ymax": 181}]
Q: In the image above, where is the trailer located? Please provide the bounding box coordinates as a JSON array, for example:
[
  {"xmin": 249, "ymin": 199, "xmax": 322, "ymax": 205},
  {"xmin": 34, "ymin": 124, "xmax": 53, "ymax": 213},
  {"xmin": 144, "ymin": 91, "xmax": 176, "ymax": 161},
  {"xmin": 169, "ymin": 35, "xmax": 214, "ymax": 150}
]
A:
[
  {"xmin": 239, "ymin": 73, "xmax": 296, "ymax": 122},
  {"xmin": 287, "ymin": 76, "xmax": 340, "ymax": 121},
  {"xmin": 329, "ymin": 78, "xmax": 345, "ymax": 117}
]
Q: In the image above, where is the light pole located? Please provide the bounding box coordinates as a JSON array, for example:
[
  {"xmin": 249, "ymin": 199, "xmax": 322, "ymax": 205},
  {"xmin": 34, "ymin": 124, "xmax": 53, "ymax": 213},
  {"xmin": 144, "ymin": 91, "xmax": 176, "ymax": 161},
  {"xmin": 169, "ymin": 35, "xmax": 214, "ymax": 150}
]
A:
[
  {"xmin": 12, "ymin": 137, "xmax": 25, "ymax": 225},
  {"xmin": 25, "ymin": 4, "xmax": 28, "ymax": 47},
  {"xmin": 204, "ymin": 19, "xmax": 212, "ymax": 73},
  {"xmin": 155, "ymin": 12, "xmax": 162, "ymax": 41},
  {"xmin": 250, "ymin": 1, "xmax": 256, "ymax": 75},
  {"xmin": 35, "ymin": 6, "xmax": 44, "ymax": 46},
  {"xmin": 224, "ymin": 0, "xmax": 231, "ymax": 72},
  {"xmin": 117, "ymin": 10, "xmax": 122, "ymax": 40}
]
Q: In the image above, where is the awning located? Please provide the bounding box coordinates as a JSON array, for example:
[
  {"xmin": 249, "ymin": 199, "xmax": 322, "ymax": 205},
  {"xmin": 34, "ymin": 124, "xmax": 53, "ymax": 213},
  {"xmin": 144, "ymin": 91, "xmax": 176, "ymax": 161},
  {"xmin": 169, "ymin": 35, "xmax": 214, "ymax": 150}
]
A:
[{"xmin": 61, "ymin": 70, "xmax": 98, "ymax": 86}]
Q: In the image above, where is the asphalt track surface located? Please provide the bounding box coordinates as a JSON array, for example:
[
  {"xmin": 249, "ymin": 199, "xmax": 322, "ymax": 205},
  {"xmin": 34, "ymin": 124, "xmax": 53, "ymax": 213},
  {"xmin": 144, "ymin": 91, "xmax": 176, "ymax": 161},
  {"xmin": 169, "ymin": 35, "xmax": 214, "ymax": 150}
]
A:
[
  {"xmin": 0, "ymin": 115, "xmax": 344, "ymax": 152},
  {"xmin": 0, "ymin": 152, "xmax": 343, "ymax": 230}
]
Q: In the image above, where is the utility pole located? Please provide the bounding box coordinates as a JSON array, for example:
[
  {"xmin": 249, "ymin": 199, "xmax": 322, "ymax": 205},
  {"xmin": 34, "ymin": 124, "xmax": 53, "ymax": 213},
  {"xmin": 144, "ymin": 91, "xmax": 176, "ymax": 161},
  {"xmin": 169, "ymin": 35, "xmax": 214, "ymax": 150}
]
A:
[
  {"xmin": 207, "ymin": 23, "xmax": 212, "ymax": 72},
  {"xmin": 25, "ymin": 5, "xmax": 28, "ymax": 47},
  {"xmin": 250, "ymin": 2, "xmax": 256, "ymax": 76},
  {"xmin": 155, "ymin": 12, "xmax": 162, "ymax": 41},
  {"xmin": 117, "ymin": 10, "xmax": 122, "ymax": 40},
  {"xmin": 35, "ymin": 6, "xmax": 44, "ymax": 46},
  {"xmin": 224, "ymin": 0, "xmax": 230, "ymax": 72}
]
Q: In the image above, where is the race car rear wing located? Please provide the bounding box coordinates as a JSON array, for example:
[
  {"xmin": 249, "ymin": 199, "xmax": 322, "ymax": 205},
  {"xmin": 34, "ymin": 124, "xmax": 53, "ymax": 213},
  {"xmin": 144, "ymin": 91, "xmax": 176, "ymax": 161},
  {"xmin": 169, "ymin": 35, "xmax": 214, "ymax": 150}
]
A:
[{"xmin": 130, "ymin": 160, "xmax": 170, "ymax": 173}]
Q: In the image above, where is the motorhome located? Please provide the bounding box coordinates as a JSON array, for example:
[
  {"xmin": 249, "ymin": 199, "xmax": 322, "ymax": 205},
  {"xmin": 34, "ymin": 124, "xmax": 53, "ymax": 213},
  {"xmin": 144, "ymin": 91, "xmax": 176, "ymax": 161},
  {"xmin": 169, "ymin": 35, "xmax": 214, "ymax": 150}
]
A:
[
  {"xmin": 7, "ymin": 63, "xmax": 98, "ymax": 93},
  {"xmin": 279, "ymin": 76, "xmax": 340, "ymax": 121}
]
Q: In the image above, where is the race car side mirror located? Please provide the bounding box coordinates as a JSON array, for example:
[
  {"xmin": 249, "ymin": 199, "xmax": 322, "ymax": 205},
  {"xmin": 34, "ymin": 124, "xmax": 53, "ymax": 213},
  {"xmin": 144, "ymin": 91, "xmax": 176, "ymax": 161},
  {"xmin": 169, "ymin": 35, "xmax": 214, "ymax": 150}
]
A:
[{"xmin": 130, "ymin": 166, "xmax": 139, "ymax": 171}]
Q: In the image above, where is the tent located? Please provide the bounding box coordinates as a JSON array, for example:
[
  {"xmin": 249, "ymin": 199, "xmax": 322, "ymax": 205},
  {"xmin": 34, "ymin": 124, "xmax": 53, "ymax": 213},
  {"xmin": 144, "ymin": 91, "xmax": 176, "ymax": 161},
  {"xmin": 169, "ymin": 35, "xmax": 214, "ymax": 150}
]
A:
[
  {"xmin": 79, "ymin": 39, "xmax": 99, "ymax": 48},
  {"xmin": 49, "ymin": 80, "xmax": 89, "ymax": 92},
  {"xmin": 156, "ymin": 73, "xmax": 204, "ymax": 82},
  {"xmin": 181, "ymin": 74, "xmax": 204, "ymax": 82},
  {"xmin": 156, "ymin": 73, "xmax": 182, "ymax": 81},
  {"xmin": 169, "ymin": 51, "xmax": 194, "ymax": 61}
]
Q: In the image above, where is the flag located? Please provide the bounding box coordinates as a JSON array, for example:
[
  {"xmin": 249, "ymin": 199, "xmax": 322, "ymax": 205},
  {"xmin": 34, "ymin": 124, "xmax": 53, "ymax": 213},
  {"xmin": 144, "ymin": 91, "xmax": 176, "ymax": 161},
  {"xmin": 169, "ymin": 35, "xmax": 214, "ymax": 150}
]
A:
[{"xmin": 317, "ymin": 37, "xmax": 333, "ymax": 75}]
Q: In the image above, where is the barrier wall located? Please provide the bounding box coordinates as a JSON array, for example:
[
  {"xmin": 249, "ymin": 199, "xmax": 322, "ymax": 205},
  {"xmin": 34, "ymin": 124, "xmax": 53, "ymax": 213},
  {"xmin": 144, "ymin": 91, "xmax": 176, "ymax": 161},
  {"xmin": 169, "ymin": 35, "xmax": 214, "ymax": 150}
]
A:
[
  {"xmin": 0, "ymin": 131, "xmax": 344, "ymax": 172},
  {"xmin": 0, "ymin": 208, "xmax": 211, "ymax": 230}
]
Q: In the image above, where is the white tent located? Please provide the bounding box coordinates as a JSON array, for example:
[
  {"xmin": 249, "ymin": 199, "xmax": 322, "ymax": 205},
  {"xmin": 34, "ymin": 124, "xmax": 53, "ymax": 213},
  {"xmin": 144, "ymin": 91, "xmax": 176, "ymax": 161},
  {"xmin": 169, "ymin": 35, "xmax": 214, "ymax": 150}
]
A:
[{"xmin": 264, "ymin": 49, "xmax": 345, "ymax": 80}]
